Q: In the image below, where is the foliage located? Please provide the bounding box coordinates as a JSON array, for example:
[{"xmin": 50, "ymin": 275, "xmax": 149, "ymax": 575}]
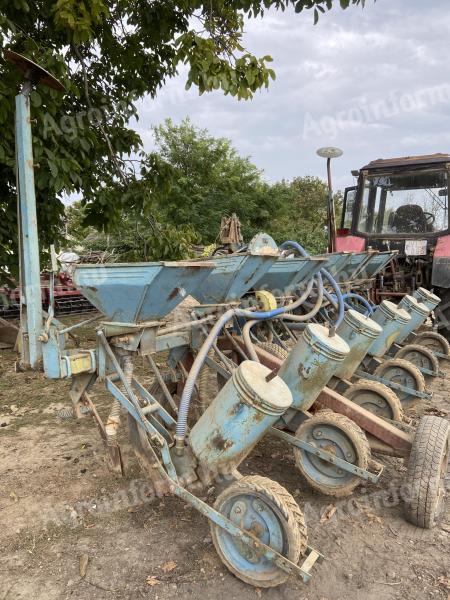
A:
[
  {"xmin": 68, "ymin": 119, "xmax": 339, "ymax": 258},
  {"xmin": 269, "ymin": 177, "xmax": 343, "ymax": 253},
  {"xmin": 0, "ymin": 0, "xmax": 364, "ymax": 281}
]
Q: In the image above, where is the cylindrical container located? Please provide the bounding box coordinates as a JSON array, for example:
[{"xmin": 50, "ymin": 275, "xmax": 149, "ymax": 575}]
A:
[
  {"xmin": 396, "ymin": 295, "xmax": 430, "ymax": 344},
  {"xmin": 368, "ymin": 300, "xmax": 411, "ymax": 357},
  {"xmin": 334, "ymin": 309, "xmax": 382, "ymax": 380},
  {"xmin": 190, "ymin": 360, "xmax": 292, "ymax": 474},
  {"xmin": 278, "ymin": 323, "xmax": 350, "ymax": 411},
  {"xmin": 413, "ymin": 287, "xmax": 441, "ymax": 312}
]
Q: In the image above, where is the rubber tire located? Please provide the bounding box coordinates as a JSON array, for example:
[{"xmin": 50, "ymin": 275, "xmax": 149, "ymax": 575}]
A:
[
  {"xmin": 344, "ymin": 379, "xmax": 404, "ymax": 422},
  {"xmin": 257, "ymin": 342, "xmax": 289, "ymax": 361},
  {"xmin": 404, "ymin": 416, "xmax": 450, "ymax": 528},
  {"xmin": 394, "ymin": 344, "xmax": 439, "ymax": 377},
  {"xmin": 373, "ymin": 358, "xmax": 425, "ymax": 403},
  {"xmin": 293, "ymin": 411, "xmax": 371, "ymax": 498},
  {"xmin": 211, "ymin": 475, "xmax": 307, "ymax": 587},
  {"xmin": 414, "ymin": 331, "xmax": 450, "ymax": 356}
]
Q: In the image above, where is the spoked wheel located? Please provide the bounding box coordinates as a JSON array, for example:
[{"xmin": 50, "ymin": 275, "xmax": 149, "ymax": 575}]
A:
[
  {"xmin": 257, "ymin": 342, "xmax": 289, "ymax": 361},
  {"xmin": 373, "ymin": 358, "xmax": 425, "ymax": 404},
  {"xmin": 344, "ymin": 379, "xmax": 404, "ymax": 421},
  {"xmin": 293, "ymin": 411, "xmax": 371, "ymax": 497},
  {"xmin": 414, "ymin": 331, "xmax": 450, "ymax": 356},
  {"xmin": 404, "ymin": 416, "xmax": 450, "ymax": 528},
  {"xmin": 394, "ymin": 344, "xmax": 439, "ymax": 378},
  {"xmin": 211, "ymin": 475, "xmax": 307, "ymax": 587}
]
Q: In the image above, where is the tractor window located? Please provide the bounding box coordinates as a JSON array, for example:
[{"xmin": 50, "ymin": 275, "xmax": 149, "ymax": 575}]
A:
[
  {"xmin": 341, "ymin": 187, "xmax": 356, "ymax": 229},
  {"xmin": 357, "ymin": 169, "xmax": 449, "ymax": 235}
]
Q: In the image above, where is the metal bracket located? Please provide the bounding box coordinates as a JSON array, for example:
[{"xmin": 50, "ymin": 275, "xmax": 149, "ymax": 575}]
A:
[
  {"xmin": 355, "ymin": 370, "xmax": 432, "ymax": 400},
  {"xmin": 270, "ymin": 428, "xmax": 383, "ymax": 484},
  {"xmin": 173, "ymin": 482, "xmax": 323, "ymax": 582}
]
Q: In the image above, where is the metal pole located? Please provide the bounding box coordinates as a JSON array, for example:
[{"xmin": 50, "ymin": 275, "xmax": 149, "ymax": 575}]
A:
[
  {"xmin": 327, "ymin": 157, "xmax": 337, "ymax": 253},
  {"xmin": 16, "ymin": 88, "xmax": 43, "ymax": 368}
]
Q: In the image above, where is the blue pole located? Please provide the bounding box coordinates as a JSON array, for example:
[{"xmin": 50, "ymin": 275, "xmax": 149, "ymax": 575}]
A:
[{"xmin": 16, "ymin": 91, "xmax": 43, "ymax": 368}]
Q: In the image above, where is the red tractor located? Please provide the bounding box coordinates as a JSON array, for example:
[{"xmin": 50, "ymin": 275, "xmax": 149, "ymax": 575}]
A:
[{"xmin": 336, "ymin": 153, "xmax": 450, "ymax": 336}]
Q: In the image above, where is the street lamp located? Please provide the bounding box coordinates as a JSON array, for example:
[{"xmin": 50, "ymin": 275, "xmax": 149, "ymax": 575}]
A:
[{"xmin": 316, "ymin": 146, "xmax": 343, "ymax": 253}]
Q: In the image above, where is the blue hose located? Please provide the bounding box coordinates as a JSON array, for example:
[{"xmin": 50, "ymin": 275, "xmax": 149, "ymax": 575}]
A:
[
  {"xmin": 341, "ymin": 292, "xmax": 374, "ymax": 315},
  {"xmin": 280, "ymin": 240, "xmax": 345, "ymax": 330}
]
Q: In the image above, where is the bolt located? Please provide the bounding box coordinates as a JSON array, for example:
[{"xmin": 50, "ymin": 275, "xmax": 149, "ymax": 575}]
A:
[
  {"xmin": 234, "ymin": 506, "xmax": 241, "ymax": 514},
  {"xmin": 316, "ymin": 430, "xmax": 322, "ymax": 437}
]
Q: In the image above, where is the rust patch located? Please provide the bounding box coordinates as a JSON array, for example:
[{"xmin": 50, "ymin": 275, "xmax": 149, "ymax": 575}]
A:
[
  {"xmin": 211, "ymin": 433, "xmax": 233, "ymax": 452},
  {"xmin": 168, "ymin": 287, "xmax": 181, "ymax": 300}
]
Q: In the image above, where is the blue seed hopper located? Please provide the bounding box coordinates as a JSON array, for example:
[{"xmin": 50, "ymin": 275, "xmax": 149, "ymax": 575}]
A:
[{"xmin": 73, "ymin": 261, "xmax": 214, "ymax": 322}]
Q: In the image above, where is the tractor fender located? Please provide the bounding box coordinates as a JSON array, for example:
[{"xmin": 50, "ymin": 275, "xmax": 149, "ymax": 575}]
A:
[{"xmin": 432, "ymin": 235, "xmax": 450, "ymax": 288}]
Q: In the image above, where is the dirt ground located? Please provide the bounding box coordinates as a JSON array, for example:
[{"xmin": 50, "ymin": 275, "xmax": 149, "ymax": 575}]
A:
[{"xmin": 1, "ymin": 316, "xmax": 449, "ymax": 600}]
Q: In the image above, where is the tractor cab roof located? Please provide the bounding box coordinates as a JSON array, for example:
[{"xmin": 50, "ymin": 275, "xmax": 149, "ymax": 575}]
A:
[{"xmin": 358, "ymin": 153, "xmax": 450, "ymax": 174}]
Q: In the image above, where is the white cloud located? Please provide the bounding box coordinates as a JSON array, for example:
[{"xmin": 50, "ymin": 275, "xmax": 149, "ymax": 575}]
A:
[{"xmin": 133, "ymin": 0, "xmax": 450, "ymax": 189}]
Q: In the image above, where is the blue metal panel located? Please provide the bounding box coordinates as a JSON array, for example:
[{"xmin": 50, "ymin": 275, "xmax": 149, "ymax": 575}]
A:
[
  {"xmin": 252, "ymin": 257, "xmax": 326, "ymax": 294},
  {"xmin": 315, "ymin": 252, "xmax": 354, "ymax": 280},
  {"xmin": 16, "ymin": 93, "xmax": 43, "ymax": 368},
  {"xmin": 73, "ymin": 261, "xmax": 214, "ymax": 322},
  {"xmin": 192, "ymin": 254, "xmax": 277, "ymax": 304},
  {"xmin": 363, "ymin": 252, "xmax": 397, "ymax": 278}
]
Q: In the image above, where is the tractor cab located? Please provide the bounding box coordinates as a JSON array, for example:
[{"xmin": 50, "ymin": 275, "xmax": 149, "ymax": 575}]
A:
[{"xmin": 337, "ymin": 154, "xmax": 450, "ymax": 298}]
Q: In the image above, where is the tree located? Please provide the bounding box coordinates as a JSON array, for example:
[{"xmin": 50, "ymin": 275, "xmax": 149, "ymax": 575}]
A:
[
  {"xmin": 150, "ymin": 117, "xmax": 282, "ymax": 243},
  {"xmin": 67, "ymin": 120, "xmax": 338, "ymax": 258},
  {"xmin": 269, "ymin": 176, "xmax": 343, "ymax": 253},
  {"xmin": 0, "ymin": 0, "xmax": 365, "ymax": 280}
]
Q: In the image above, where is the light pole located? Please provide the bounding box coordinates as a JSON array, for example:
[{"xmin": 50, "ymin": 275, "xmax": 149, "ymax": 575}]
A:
[{"xmin": 316, "ymin": 146, "xmax": 343, "ymax": 253}]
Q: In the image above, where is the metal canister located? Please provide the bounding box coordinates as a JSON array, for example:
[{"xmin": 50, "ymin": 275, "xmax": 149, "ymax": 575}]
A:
[
  {"xmin": 396, "ymin": 295, "xmax": 430, "ymax": 344},
  {"xmin": 278, "ymin": 323, "xmax": 349, "ymax": 411},
  {"xmin": 334, "ymin": 309, "xmax": 382, "ymax": 380},
  {"xmin": 189, "ymin": 360, "xmax": 292, "ymax": 474},
  {"xmin": 413, "ymin": 287, "xmax": 441, "ymax": 312},
  {"xmin": 368, "ymin": 300, "xmax": 411, "ymax": 357}
]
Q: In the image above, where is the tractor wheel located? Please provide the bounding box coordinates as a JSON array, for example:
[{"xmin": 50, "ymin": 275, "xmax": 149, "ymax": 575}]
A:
[
  {"xmin": 293, "ymin": 411, "xmax": 371, "ymax": 497},
  {"xmin": 257, "ymin": 342, "xmax": 289, "ymax": 361},
  {"xmin": 404, "ymin": 416, "xmax": 450, "ymax": 528},
  {"xmin": 211, "ymin": 475, "xmax": 307, "ymax": 587},
  {"xmin": 394, "ymin": 344, "xmax": 439, "ymax": 378},
  {"xmin": 373, "ymin": 358, "xmax": 425, "ymax": 404},
  {"xmin": 414, "ymin": 331, "xmax": 450, "ymax": 356},
  {"xmin": 344, "ymin": 379, "xmax": 403, "ymax": 422}
]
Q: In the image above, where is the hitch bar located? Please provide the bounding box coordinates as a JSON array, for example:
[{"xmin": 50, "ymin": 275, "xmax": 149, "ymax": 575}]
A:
[{"xmin": 271, "ymin": 428, "xmax": 383, "ymax": 484}]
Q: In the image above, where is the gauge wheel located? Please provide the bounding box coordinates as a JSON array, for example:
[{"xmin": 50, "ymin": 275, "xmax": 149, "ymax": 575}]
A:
[
  {"xmin": 373, "ymin": 358, "xmax": 425, "ymax": 403},
  {"xmin": 344, "ymin": 379, "xmax": 403, "ymax": 421},
  {"xmin": 414, "ymin": 331, "xmax": 450, "ymax": 356},
  {"xmin": 394, "ymin": 344, "xmax": 439, "ymax": 378},
  {"xmin": 293, "ymin": 411, "xmax": 371, "ymax": 497},
  {"xmin": 404, "ymin": 416, "xmax": 450, "ymax": 528},
  {"xmin": 211, "ymin": 475, "xmax": 307, "ymax": 587}
]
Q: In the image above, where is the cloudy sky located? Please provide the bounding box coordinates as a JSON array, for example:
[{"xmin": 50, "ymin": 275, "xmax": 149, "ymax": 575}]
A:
[{"xmin": 133, "ymin": 0, "xmax": 450, "ymax": 192}]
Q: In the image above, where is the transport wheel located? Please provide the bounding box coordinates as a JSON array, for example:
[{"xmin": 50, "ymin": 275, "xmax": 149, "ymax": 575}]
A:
[
  {"xmin": 414, "ymin": 331, "xmax": 450, "ymax": 356},
  {"xmin": 394, "ymin": 344, "xmax": 439, "ymax": 378},
  {"xmin": 293, "ymin": 411, "xmax": 371, "ymax": 497},
  {"xmin": 211, "ymin": 475, "xmax": 307, "ymax": 587},
  {"xmin": 404, "ymin": 416, "xmax": 450, "ymax": 528},
  {"xmin": 344, "ymin": 379, "xmax": 403, "ymax": 421},
  {"xmin": 373, "ymin": 358, "xmax": 425, "ymax": 404},
  {"xmin": 257, "ymin": 342, "xmax": 289, "ymax": 361}
]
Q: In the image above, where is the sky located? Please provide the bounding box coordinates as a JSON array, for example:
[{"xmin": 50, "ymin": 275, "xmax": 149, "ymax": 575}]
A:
[{"xmin": 132, "ymin": 0, "xmax": 450, "ymax": 193}]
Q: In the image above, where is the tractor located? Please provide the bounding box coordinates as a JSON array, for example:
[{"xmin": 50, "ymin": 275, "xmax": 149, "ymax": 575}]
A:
[{"xmin": 336, "ymin": 153, "xmax": 450, "ymax": 336}]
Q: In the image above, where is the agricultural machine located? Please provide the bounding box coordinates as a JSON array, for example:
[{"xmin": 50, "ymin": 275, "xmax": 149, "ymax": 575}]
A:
[
  {"xmin": 5, "ymin": 49, "xmax": 450, "ymax": 588},
  {"xmin": 337, "ymin": 154, "xmax": 450, "ymax": 335}
]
